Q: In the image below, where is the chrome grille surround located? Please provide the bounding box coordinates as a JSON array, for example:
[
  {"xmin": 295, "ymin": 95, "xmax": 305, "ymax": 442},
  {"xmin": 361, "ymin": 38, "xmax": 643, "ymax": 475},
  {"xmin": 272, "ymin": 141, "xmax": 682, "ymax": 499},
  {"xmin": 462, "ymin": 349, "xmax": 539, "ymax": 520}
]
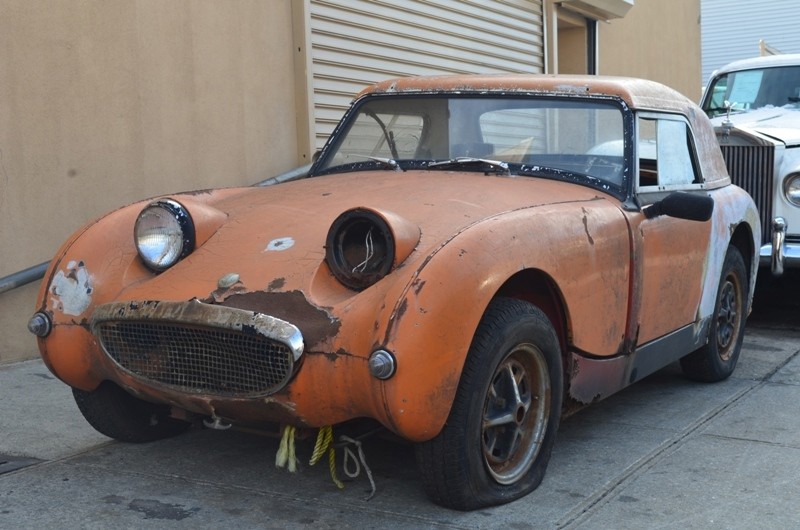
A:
[
  {"xmin": 92, "ymin": 300, "xmax": 304, "ymax": 397},
  {"xmin": 718, "ymin": 141, "xmax": 774, "ymax": 245}
]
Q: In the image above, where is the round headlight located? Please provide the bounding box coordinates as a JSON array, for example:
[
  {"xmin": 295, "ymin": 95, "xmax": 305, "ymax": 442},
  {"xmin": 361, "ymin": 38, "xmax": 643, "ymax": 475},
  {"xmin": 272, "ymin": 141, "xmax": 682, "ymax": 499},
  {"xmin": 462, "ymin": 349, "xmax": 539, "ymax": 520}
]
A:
[
  {"xmin": 134, "ymin": 199, "xmax": 195, "ymax": 271},
  {"xmin": 325, "ymin": 208, "xmax": 395, "ymax": 291},
  {"xmin": 785, "ymin": 174, "xmax": 800, "ymax": 207}
]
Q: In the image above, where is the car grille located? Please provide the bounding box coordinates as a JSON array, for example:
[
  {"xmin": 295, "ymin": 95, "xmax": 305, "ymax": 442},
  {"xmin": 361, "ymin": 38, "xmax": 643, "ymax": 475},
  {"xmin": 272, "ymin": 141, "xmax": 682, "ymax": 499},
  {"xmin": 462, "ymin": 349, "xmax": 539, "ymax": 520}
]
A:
[
  {"xmin": 719, "ymin": 143, "xmax": 774, "ymax": 244},
  {"xmin": 92, "ymin": 301, "xmax": 304, "ymax": 397}
]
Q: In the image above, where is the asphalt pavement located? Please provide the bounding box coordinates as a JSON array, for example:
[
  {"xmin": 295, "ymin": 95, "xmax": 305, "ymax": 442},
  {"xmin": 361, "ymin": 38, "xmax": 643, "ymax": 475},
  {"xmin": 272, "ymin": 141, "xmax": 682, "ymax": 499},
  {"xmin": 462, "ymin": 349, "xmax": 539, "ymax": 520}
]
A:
[{"xmin": 1, "ymin": 272, "xmax": 799, "ymax": 529}]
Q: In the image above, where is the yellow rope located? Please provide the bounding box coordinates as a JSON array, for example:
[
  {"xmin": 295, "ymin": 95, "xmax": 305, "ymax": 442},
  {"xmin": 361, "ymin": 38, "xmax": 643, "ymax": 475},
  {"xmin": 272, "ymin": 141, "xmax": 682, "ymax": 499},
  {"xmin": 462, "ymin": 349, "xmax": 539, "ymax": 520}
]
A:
[
  {"xmin": 275, "ymin": 425, "xmax": 298, "ymax": 472},
  {"xmin": 309, "ymin": 425, "xmax": 331, "ymax": 465},
  {"xmin": 310, "ymin": 426, "xmax": 344, "ymax": 489}
]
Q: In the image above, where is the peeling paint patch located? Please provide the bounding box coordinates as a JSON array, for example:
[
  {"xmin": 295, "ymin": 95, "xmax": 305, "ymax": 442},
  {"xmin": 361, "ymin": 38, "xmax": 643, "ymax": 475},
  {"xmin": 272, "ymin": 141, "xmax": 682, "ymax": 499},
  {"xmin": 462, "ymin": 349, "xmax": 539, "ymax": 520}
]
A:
[
  {"xmin": 395, "ymin": 298, "xmax": 409, "ymax": 320},
  {"xmin": 581, "ymin": 208, "xmax": 595, "ymax": 245},
  {"xmin": 268, "ymin": 278, "xmax": 286, "ymax": 291},
  {"xmin": 266, "ymin": 237, "xmax": 295, "ymax": 251},
  {"xmin": 555, "ymin": 84, "xmax": 590, "ymax": 93},
  {"xmin": 221, "ymin": 290, "xmax": 340, "ymax": 348},
  {"xmin": 50, "ymin": 261, "xmax": 92, "ymax": 316}
]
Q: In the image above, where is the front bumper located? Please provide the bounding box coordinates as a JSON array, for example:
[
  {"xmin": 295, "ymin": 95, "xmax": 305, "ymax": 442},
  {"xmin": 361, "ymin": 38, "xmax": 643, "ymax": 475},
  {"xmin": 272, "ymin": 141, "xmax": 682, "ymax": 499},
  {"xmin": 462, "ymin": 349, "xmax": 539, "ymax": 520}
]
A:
[{"xmin": 759, "ymin": 217, "xmax": 800, "ymax": 275}]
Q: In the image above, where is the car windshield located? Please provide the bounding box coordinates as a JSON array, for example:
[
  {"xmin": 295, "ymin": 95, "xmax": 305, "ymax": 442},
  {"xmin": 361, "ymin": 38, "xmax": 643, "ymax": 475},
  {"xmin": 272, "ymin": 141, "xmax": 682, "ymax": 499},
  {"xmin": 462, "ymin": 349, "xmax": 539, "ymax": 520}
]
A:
[
  {"xmin": 313, "ymin": 95, "xmax": 627, "ymax": 190},
  {"xmin": 703, "ymin": 65, "xmax": 800, "ymax": 118}
]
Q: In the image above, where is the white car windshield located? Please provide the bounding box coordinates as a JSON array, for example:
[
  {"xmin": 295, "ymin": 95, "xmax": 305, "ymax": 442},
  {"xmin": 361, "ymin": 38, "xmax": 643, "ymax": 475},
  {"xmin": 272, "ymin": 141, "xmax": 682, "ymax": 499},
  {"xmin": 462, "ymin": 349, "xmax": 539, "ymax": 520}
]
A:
[{"xmin": 703, "ymin": 65, "xmax": 800, "ymax": 117}]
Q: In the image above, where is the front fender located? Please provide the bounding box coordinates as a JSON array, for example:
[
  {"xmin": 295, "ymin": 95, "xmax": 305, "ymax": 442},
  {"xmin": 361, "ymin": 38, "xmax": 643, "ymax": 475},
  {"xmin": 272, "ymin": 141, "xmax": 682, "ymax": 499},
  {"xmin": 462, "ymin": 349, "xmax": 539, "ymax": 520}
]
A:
[
  {"xmin": 35, "ymin": 192, "xmax": 231, "ymax": 389},
  {"xmin": 378, "ymin": 198, "xmax": 631, "ymax": 441},
  {"xmin": 699, "ymin": 185, "xmax": 761, "ymax": 319}
]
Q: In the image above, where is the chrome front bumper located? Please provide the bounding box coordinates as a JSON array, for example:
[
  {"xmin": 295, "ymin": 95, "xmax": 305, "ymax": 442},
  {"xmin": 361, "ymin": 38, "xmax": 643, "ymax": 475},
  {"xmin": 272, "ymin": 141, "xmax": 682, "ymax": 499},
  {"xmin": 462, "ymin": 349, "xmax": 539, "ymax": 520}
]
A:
[{"xmin": 759, "ymin": 217, "xmax": 800, "ymax": 275}]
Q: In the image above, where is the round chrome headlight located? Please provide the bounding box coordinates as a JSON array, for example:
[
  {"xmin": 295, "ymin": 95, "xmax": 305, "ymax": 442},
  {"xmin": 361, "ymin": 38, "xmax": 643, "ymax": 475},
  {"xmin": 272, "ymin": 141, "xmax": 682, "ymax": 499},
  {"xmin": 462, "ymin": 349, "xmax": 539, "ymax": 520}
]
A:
[
  {"xmin": 134, "ymin": 199, "xmax": 195, "ymax": 271},
  {"xmin": 785, "ymin": 173, "xmax": 800, "ymax": 207},
  {"xmin": 325, "ymin": 208, "xmax": 395, "ymax": 291}
]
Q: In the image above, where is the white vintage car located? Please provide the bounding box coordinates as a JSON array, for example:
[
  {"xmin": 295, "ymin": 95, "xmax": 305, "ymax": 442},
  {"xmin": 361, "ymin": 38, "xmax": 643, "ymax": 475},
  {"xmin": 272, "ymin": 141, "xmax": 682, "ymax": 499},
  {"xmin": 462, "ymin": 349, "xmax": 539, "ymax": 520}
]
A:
[{"xmin": 701, "ymin": 54, "xmax": 800, "ymax": 275}]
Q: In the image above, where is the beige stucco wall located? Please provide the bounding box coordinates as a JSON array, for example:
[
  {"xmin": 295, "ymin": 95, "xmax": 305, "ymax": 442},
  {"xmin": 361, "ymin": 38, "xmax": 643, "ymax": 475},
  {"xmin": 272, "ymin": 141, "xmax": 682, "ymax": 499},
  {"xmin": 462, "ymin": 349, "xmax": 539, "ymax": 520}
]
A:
[
  {"xmin": 0, "ymin": 0, "xmax": 301, "ymax": 363},
  {"xmin": 598, "ymin": 0, "xmax": 702, "ymax": 100}
]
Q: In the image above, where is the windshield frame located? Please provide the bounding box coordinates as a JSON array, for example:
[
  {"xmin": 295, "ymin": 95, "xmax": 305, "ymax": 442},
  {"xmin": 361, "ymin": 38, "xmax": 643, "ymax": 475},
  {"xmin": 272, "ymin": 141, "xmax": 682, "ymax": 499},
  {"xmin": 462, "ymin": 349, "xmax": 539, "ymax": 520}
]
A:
[{"xmin": 309, "ymin": 91, "xmax": 635, "ymax": 202}]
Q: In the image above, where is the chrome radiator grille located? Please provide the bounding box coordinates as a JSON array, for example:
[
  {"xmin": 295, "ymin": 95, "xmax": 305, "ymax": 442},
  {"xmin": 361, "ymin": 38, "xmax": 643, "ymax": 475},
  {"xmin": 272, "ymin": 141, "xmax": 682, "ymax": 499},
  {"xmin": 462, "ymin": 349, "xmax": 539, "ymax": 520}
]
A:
[
  {"xmin": 92, "ymin": 301, "xmax": 304, "ymax": 397},
  {"xmin": 719, "ymin": 143, "xmax": 774, "ymax": 244}
]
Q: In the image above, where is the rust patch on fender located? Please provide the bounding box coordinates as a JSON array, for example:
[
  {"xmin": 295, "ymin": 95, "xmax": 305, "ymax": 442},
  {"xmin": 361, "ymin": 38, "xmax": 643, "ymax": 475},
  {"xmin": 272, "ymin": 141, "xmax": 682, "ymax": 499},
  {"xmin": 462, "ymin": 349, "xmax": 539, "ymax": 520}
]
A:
[
  {"xmin": 581, "ymin": 208, "xmax": 595, "ymax": 245},
  {"xmin": 268, "ymin": 278, "xmax": 286, "ymax": 291},
  {"xmin": 220, "ymin": 290, "xmax": 339, "ymax": 348},
  {"xmin": 316, "ymin": 348, "xmax": 356, "ymax": 363},
  {"xmin": 395, "ymin": 298, "xmax": 409, "ymax": 321},
  {"xmin": 181, "ymin": 188, "xmax": 214, "ymax": 196}
]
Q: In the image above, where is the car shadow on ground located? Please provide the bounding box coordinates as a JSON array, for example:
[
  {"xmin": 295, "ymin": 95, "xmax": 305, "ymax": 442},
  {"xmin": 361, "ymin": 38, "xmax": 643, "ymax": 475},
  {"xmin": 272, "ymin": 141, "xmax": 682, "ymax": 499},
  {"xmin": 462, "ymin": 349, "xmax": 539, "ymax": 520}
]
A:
[{"xmin": 749, "ymin": 268, "xmax": 800, "ymax": 328}]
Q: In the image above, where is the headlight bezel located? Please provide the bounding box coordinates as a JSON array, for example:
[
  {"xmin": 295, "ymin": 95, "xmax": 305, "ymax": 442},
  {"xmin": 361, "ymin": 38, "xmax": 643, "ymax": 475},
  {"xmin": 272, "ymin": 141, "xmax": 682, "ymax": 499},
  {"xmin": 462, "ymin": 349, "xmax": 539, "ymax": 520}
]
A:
[
  {"xmin": 325, "ymin": 208, "xmax": 396, "ymax": 291},
  {"xmin": 784, "ymin": 173, "xmax": 800, "ymax": 207},
  {"xmin": 134, "ymin": 199, "xmax": 196, "ymax": 272}
]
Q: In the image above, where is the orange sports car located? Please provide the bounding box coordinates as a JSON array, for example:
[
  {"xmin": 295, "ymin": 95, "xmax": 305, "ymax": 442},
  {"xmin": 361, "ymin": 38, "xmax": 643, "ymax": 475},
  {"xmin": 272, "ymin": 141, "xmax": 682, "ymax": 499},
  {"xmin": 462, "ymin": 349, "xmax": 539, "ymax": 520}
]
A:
[{"xmin": 30, "ymin": 74, "xmax": 760, "ymax": 510}]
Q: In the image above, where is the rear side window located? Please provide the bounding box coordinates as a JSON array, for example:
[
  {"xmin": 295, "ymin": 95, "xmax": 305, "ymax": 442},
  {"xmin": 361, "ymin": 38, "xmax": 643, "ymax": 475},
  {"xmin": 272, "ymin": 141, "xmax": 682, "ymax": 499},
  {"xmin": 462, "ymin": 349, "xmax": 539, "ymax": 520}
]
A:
[{"xmin": 637, "ymin": 114, "xmax": 700, "ymax": 191}]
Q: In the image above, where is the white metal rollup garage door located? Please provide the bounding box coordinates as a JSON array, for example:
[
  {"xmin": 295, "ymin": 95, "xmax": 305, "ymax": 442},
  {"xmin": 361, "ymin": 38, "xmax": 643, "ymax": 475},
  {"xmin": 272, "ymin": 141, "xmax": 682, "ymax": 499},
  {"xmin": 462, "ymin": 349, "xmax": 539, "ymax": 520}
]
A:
[{"xmin": 309, "ymin": 0, "xmax": 545, "ymax": 148}]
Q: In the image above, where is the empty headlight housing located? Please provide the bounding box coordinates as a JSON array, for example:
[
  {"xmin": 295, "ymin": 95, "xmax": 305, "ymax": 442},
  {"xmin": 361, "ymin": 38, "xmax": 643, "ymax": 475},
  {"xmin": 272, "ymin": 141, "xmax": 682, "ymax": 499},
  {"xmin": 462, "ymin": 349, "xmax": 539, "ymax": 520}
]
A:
[
  {"xmin": 785, "ymin": 173, "xmax": 800, "ymax": 207},
  {"xmin": 134, "ymin": 199, "xmax": 195, "ymax": 271},
  {"xmin": 326, "ymin": 208, "xmax": 396, "ymax": 290}
]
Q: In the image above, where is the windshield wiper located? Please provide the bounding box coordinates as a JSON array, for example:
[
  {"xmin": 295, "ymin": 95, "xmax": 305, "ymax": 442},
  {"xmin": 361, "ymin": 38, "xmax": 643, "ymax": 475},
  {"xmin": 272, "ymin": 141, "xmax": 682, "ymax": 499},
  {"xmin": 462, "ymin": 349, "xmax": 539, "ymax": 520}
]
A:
[
  {"xmin": 344, "ymin": 154, "xmax": 402, "ymax": 171},
  {"xmin": 427, "ymin": 157, "xmax": 510, "ymax": 175},
  {"xmin": 364, "ymin": 110, "xmax": 400, "ymax": 160}
]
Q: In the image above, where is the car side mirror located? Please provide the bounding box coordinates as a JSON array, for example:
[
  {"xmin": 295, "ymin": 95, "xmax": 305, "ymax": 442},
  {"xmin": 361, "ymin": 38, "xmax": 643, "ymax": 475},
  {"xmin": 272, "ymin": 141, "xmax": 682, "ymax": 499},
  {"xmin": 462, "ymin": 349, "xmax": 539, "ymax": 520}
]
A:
[{"xmin": 642, "ymin": 192, "xmax": 714, "ymax": 222}]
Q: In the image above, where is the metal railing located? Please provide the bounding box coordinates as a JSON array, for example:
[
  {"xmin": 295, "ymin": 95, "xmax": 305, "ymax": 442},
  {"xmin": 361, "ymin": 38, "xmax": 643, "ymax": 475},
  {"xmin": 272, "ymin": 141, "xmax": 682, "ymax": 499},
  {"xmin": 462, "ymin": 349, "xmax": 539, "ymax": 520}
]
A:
[
  {"xmin": 0, "ymin": 262, "xmax": 49, "ymax": 295},
  {"xmin": 254, "ymin": 163, "xmax": 312, "ymax": 187},
  {"xmin": 1, "ymin": 165, "xmax": 314, "ymax": 296}
]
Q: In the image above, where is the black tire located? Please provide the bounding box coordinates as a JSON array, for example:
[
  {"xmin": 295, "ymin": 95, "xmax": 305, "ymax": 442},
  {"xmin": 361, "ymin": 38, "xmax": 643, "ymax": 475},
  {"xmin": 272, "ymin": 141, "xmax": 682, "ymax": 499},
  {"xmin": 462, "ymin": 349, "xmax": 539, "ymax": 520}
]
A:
[
  {"xmin": 415, "ymin": 298, "xmax": 563, "ymax": 510},
  {"xmin": 680, "ymin": 246, "xmax": 748, "ymax": 382},
  {"xmin": 73, "ymin": 381, "xmax": 190, "ymax": 443}
]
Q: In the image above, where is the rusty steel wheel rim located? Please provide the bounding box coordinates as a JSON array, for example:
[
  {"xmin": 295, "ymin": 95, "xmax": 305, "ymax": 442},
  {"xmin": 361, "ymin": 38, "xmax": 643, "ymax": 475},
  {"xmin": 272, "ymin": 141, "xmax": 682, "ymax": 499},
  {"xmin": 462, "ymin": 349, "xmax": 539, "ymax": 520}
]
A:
[
  {"xmin": 481, "ymin": 343, "xmax": 550, "ymax": 485},
  {"xmin": 716, "ymin": 272, "xmax": 743, "ymax": 362}
]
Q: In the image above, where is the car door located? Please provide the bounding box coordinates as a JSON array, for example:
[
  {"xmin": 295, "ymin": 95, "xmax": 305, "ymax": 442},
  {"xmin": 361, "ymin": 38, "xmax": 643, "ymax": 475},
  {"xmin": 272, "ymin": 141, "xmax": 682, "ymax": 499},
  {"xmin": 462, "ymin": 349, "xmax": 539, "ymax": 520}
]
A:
[{"xmin": 625, "ymin": 112, "xmax": 712, "ymax": 345}]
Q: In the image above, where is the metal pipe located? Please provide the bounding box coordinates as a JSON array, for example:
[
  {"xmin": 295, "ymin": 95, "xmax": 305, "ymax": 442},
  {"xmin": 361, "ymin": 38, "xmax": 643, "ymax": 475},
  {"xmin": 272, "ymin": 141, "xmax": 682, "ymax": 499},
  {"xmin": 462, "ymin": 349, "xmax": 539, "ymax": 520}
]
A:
[
  {"xmin": 0, "ymin": 261, "xmax": 49, "ymax": 295},
  {"xmin": 2, "ymin": 165, "xmax": 313, "ymax": 295},
  {"xmin": 2, "ymin": 165, "xmax": 314, "ymax": 295},
  {"xmin": 254, "ymin": 163, "xmax": 313, "ymax": 187}
]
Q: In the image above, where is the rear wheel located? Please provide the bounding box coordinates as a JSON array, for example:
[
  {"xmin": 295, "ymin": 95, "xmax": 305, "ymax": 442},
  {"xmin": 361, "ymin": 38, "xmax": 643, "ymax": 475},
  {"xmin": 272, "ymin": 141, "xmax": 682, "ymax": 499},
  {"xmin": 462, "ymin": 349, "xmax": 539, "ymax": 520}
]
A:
[
  {"xmin": 73, "ymin": 381, "xmax": 190, "ymax": 442},
  {"xmin": 680, "ymin": 246, "xmax": 748, "ymax": 382},
  {"xmin": 416, "ymin": 298, "xmax": 563, "ymax": 510}
]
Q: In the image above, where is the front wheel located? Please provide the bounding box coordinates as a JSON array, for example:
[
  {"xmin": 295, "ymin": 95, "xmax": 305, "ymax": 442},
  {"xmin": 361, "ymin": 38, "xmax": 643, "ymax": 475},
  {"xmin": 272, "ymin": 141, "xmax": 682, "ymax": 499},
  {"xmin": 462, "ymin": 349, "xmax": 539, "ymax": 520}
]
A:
[
  {"xmin": 73, "ymin": 381, "xmax": 191, "ymax": 443},
  {"xmin": 415, "ymin": 298, "xmax": 563, "ymax": 510},
  {"xmin": 680, "ymin": 245, "xmax": 748, "ymax": 382}
]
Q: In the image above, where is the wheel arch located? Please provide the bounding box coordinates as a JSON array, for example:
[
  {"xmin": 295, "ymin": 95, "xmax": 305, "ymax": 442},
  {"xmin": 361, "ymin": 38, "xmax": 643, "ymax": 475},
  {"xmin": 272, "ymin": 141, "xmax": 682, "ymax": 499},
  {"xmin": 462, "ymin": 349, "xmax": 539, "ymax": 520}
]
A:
[
  {"xmin": 381, "ymin": 265, "xmax": 574, "ymax": 442},
  {"xmin": 726, "ymin": 217, "xmax": 758, "ymax": 316},
  {"xmin": 495, "ymin": 269, "xmax": 570, "ymax": 361},
  {"xmin": 730, "ymin": 221, "xmax": 755, "ymax": 283}
]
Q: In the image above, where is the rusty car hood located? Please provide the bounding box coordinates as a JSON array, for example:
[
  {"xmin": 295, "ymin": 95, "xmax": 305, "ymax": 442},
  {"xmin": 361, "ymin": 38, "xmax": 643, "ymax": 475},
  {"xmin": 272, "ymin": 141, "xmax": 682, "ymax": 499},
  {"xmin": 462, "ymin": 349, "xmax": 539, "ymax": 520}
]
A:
[{"xmin": 119, "ymin": 170, "xmax": 612, "ymax": 304}]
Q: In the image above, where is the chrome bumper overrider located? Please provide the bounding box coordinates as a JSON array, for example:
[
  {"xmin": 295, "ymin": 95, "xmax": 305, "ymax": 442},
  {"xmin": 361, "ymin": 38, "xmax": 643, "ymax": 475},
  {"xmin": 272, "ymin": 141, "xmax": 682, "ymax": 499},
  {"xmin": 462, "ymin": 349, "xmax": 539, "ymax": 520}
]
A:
[{"xmin": 759, "ymin": 217, "xmax": 800, "ymax": 276}]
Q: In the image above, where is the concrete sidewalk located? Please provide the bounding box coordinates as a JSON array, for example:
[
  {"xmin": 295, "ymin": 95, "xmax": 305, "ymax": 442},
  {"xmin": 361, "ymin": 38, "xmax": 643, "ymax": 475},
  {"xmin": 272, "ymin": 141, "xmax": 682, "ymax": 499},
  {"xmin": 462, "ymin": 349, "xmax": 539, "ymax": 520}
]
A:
[{"xmin": 2, "ymin": 317, "xmax": 799, "ymax": 529}]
